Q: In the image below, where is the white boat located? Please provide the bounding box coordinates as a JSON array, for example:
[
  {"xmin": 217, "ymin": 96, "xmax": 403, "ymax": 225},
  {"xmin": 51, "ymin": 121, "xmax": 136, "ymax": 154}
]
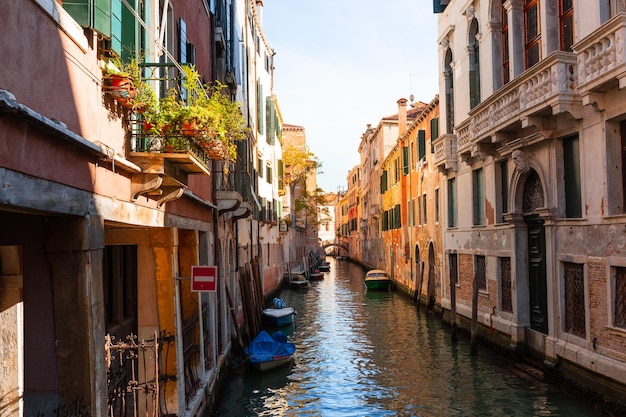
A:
[{"xmin": 262, "ymin": 306, "xmax": 296, "ymax": 327}]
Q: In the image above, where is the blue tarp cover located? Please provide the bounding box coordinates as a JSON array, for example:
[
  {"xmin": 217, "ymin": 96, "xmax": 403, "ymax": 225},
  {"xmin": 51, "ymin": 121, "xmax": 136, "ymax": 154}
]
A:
[{"xmin": 245, "ymin": 330, "xmax": 296, "ymax": 364}]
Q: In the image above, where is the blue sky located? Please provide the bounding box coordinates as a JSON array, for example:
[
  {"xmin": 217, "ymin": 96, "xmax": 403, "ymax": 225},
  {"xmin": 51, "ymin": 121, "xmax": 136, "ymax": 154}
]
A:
[{"xmin": 262, "ymin": 1, "xmax": 439, "ymax": 192}]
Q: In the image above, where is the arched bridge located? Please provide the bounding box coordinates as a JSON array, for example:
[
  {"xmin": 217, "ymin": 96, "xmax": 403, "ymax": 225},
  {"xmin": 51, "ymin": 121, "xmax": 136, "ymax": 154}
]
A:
[{"xmin": 321, "ymin": 243, "xmax": 349, "ymax": 254}]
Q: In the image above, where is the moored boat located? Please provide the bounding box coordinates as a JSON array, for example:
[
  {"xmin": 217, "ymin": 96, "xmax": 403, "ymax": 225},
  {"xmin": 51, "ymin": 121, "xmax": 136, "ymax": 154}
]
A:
[
  {"xmin": 318, "ymin": 262, "xmax": 330, "ymax": 272},
  {"xmin": 364, "ymin": 269, "xmax": 391, "ymax": 291},
  {"xmin": 309, "ymin": 269, "xmax": 324, "ymax": 280},
  {"xmin": 289, "ymin": 273, "xmax": 310, "ymax": 289},
  {"xmin": 245, "ymin": 330, "xmax": 296, "ymax": 372},
  {"xmin": 262, "ymin": 298, "xmax": 296, "ymax": 327}
]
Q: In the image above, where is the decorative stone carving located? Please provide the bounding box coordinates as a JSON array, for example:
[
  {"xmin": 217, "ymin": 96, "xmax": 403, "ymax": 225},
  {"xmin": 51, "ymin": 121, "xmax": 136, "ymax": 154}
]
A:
[{"xmin": 512, "ymin": 149, "xmax": 530, "ymax": 173}]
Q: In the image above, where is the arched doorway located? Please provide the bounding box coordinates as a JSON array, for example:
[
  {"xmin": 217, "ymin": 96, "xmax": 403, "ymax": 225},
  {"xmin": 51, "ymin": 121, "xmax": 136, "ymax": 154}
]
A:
[
  {"xmin": 427, "ymin": 242, "xmax": 436, "ymax": 310},
  {"xmin": 522, "ymin": 169, "xmax": 548, "ymax": 334}
]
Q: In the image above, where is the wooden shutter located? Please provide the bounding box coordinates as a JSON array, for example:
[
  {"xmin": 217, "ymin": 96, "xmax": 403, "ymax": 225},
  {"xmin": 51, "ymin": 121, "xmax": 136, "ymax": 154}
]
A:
[
  {"xmin": 418, "ymin": 130, "xmax": 426, "ymax": 160},
  {"xmin": 402, "ymin": 146, "xmax": 409, "ymax": 175},
  {"xmin": 64, "ymin": 0, "xmax": 112, "ymax": 38}
]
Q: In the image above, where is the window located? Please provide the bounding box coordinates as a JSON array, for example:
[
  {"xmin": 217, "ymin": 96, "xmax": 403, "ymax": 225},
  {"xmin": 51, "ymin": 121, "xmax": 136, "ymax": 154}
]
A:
[
  {"xmin": 563, "ymin": 135, "xmax": 582, "ymax": 218},
  {"xmin": 469, "ymin": 18, "xmax": 481, "ymax": 108},
  {"xmin": 524, "ymin": 0, "xmax": 541, "ymax": 68},
  {"xmin": 449, "ymin": 253, "xmax": 458, "ymax": 285},
  {"xmin": 476, "ymin": 255, "xmax": 486, "ymax": 291},
  {"xmin": 444, "ymin": 48, "xmax": 455, "ymax": 132},
  {"xmin": 402, "ymin": 146, "xmax": 409, "ymax": 174},
  {"xmin": 431, "ymin": 117, "xmax": 439, "ymax": 153},
  {"xmin": 258, "ymin": 158, "xmax": 264, "ymax": 178},
  {"xmin": 103, "ymin": 245, "xmax": 137, "ymax": 331},
  {"xmin": 614, "ymin": 266, "xmax": 626, "ymax": 329},
  {"xmin": 422, "ymin": 194, "xmax": 428, "ymax": 225},
  {"xmin": 435, "ymin": 188, "xmax": 440, "ymax": 223},
  {"xmin": 500, "ymin": 257, "xmax": 512, "ymax": 312},
  {"xmin": 502, "ymin": 0, "xmax": 510, "ymax": 84},
  {"xmin": 380, "ymin": 170, "xmax": 388, "ymax": 193},
  {"xmin": 266, "ymin": 165, "xmax": 272, "ymax": 184},
  {"xmin": 448, "ymin": 177, "xmax": 457, "ymax": 227},
  {"xmin": 501, "ymin": 160, "xmax": 509, "ymax": 216},
  {"xmin": 559, "ymin": 0, "xmax": 574, "ymax": 51},
  {"xmin": 266, "ymin": 96, "xmax": 276, "ymax": 144},
  {"xmin": 257, "ymin": 80, "xmax": 264, "ymax": 134},
  {"xmin": 564, "ymin": 262, "xmax": 585, "ymax": 337},
  {"xmin": 473, "ymin": 168, "xmax": 485, "ymax": 225},
  {"xmin": 418, "ymin": 130, "xmax": 426, "ymax": 160}
]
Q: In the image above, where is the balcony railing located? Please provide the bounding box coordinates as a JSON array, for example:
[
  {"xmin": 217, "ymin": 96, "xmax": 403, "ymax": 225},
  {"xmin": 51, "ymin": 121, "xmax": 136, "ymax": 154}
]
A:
[{"xmin": 574, "ymin": 13, "xmax": 626, "ymax": 98}]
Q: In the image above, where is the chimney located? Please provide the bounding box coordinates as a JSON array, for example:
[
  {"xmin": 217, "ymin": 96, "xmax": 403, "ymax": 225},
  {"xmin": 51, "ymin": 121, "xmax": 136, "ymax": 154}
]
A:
[
  {"xmin": 397, "ymin": 98, "xmax": 408, "ymax": 137},
  {"xmin": 256, "ymin": 1, "xmax": 264, "ymax": 24}
]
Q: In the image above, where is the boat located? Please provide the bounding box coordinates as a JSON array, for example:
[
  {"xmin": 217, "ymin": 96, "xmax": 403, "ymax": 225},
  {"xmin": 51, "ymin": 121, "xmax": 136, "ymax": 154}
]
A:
[
  {"xmin": 309, "ymin": 269, "xmax": 324, "ymax": 280},
  {"xmin": 318, "ymin": 261, "xmax": 330, "ymax": 272},
  {"xmin": 364, "ymin": 269, "xmax": 391, "ymax": 291},
  {"xmin": 289, "ymin": 272, "xmax": 310, "ymax": 289},
  {"xmin": 262, "ymin": 298, "xmax": 296, "ymax": 327},
  {"xmin": 245, "ymin": 330, "xmax": 296, "ymax": 371}
]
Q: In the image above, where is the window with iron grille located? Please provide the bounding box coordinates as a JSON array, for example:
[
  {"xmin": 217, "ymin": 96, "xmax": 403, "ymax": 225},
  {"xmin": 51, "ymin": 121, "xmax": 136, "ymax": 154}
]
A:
[
  {"xmin": 475, "ymin": 255, "xmax": 486, "ymax": 290},
  {"xmin": 449, "ymin": 253, "xmax": 458, "ymax": 286},
  {"xmin": 500, "ymin": 257, "xmax": 512, "ymax": 312},
  {"xmin": 564, "ymin": 262, "xmax": 586, "ymax": 338},
  {"xmin": 614, "ymin": 266, "xmax": 626, "ymax": 329}
]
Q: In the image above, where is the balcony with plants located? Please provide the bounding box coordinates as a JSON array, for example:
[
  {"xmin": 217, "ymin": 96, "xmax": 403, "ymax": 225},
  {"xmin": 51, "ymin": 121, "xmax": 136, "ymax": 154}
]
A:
[
  {"xmin": 103, "ymin": 60, "xmax": 248, "ymax": 174},
  {"xmin": 102, "ymin": 58, "xmax": 249, "ymax": 205}
]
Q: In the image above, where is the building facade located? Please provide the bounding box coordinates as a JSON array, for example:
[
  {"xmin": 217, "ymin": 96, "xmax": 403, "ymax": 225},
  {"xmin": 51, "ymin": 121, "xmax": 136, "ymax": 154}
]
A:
[
  {"xmin": 0, "ymin": 0, "xmax": 286, "ymax": 416},
  {"xmin": 433, "ymin": 0, "xmax": 626, "ymax": 403}
]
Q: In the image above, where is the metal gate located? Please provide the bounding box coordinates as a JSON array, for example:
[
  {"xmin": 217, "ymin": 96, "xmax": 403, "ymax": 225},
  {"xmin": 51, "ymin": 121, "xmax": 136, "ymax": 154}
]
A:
[{"xmin": 105, "ymin": 331, "xmax": 159, "ymax": 417}]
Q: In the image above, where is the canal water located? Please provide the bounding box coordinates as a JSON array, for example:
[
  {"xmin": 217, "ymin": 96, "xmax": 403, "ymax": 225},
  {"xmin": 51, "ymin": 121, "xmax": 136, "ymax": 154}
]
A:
[{"xmin": 214, "ymin": 259, "xmax": 605, "ymax": 417}]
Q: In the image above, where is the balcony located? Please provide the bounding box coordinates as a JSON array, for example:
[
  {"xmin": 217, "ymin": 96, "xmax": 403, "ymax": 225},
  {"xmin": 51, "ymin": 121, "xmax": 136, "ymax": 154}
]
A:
[
  {"xmin": 432, "ymin": 133, "xmax": 458, "ymax": 172},
  {"xmin": 574, "ymin": 13, "xmax": 626, "ymax": 108},
  {"xmin": 453, "ymin": 51, "xmax": 580, "ymax": 163},
  {"xmin": 103, "ymin": 61, "xmax": 246, "ymax": 205},
  {"xmin": 215, "ymin": 162, "xmax": 254, "ymax": 219}
]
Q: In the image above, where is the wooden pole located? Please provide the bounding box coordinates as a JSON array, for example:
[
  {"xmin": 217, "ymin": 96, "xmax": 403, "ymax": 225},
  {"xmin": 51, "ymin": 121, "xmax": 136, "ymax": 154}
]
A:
[
  {"xmin": 416, "ymin": 261, "xmax": 425, "ymax": 312},
  {"xmin": 450, "ymin": 265, "xmax": 458, "ymax": 343},
  {"xmin": 471, "ymin": 272, "xmax": 479, "ymax": 355},
  {"xmin": 224, "ymin": 282, "xmax": 244, "ymax": 348}
]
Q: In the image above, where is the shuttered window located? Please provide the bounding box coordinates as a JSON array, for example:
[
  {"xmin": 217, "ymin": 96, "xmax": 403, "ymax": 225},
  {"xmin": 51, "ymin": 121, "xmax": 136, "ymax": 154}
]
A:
[{"xmin": 418, "ymin": 130, "xmax": 426, "ymax": 160}]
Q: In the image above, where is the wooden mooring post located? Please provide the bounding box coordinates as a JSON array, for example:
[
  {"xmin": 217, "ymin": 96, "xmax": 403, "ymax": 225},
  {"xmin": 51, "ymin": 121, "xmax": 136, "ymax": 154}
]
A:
[
  {"xmin": 471, "ymin": 272, "xmax": 479, "ymax": 355},
  {"xmin": 450, "ymin": 266, "xmax": 458, "ymax": 343}
]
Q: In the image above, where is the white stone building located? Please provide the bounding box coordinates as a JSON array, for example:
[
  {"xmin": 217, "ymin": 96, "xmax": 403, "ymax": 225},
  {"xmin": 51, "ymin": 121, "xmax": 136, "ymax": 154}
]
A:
[{"xmin": 433, "ymin": 0, "xmax": 626, "ymax": 403}]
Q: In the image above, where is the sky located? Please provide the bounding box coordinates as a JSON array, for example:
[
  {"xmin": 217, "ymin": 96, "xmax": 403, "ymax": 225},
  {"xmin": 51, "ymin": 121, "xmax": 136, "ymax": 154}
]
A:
[{"xmin": 261, "ymin": 1, "xmax": 439, "ymax": 193}]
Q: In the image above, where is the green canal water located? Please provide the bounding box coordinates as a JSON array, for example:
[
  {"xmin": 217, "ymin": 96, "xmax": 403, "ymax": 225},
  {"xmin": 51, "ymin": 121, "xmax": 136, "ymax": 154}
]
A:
[{"xmin": 213, "ymin": 259, "xmax": 606, "ymax": 416}]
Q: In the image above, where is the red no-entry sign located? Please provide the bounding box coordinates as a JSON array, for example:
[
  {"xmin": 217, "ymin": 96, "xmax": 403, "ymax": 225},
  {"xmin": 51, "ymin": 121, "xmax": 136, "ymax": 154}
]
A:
[{"xmin": 191, "ymin": 266, "xmax": 217, "ymax": 292}]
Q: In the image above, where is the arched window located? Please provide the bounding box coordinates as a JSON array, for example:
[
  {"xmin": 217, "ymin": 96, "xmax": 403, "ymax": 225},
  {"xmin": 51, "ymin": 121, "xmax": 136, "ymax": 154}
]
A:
[
  {"xmin": 469, "ymin": 18, "xmax": 481, "ymax": 108},
  {"xmin": 524, "ymin": 0, "xmax": 541, "ymax": 68},
  {"xmin": 501, "ymin": 0, "xmax": 510, "ymax": 84},
  {"xmin": 559, "ymin": 0, "xmax": 574, "ymax": 51},
  {"xmin": 444, "ymin": 48, "xmax": 454, "ymax": 132}
]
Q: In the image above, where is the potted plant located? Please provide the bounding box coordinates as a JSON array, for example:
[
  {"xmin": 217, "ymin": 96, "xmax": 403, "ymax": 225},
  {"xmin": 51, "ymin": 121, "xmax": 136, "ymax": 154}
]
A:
[{"xmin": 102, "ymin": 56, "xmax": 141, "ymax": 107}]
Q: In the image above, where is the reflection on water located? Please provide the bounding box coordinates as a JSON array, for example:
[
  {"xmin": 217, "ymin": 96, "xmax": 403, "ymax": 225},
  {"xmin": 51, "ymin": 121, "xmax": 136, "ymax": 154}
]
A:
[{"xmin": 214, "ymin": 259, "xmax": 604, "ymax": 417}]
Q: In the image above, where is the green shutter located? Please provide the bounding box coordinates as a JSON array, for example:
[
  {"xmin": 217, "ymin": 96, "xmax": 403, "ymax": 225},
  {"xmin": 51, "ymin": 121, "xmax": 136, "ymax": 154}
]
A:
[
  {"xmin": 402, "ymin": 146, "xmax": 409, "ymax": 174},
  {"xmin": 94, "ymin": 0, "xmax": 112, "ymax": 36},
  {"xmin": 257, "ymin": 81, "xmax": 264, "ymax": 134},
  {"xmin": 418, "ymin": 130, "xmax": 426, "ymax": 160},
  {"xmin": 431, "ymin": 118, "xmax": 439, "ymax": 154},
  {"xmin": 266, "ymin": 96, "xmax": 275, "ymax": 144},
  {"xmin": 64, "ymin": 0, "xmax": 92, "ymax": 28},
  {"xmin": 278, "ymin": 160, "xmax": 284, "ymax": 192},
  {"xmin": 564, "ymin": 135, "xmax": 582, "ymax": 218},
  {"xmin": 434, "ymin": 0, "xmax": 449, "ymax": 13},
  {"xmin": 109, "ymin": 0, "xmax": 123, "ymax": 55},
  {"xmin": 381, "ymin": 170, "xmax": 388, "ymax": 193}
]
